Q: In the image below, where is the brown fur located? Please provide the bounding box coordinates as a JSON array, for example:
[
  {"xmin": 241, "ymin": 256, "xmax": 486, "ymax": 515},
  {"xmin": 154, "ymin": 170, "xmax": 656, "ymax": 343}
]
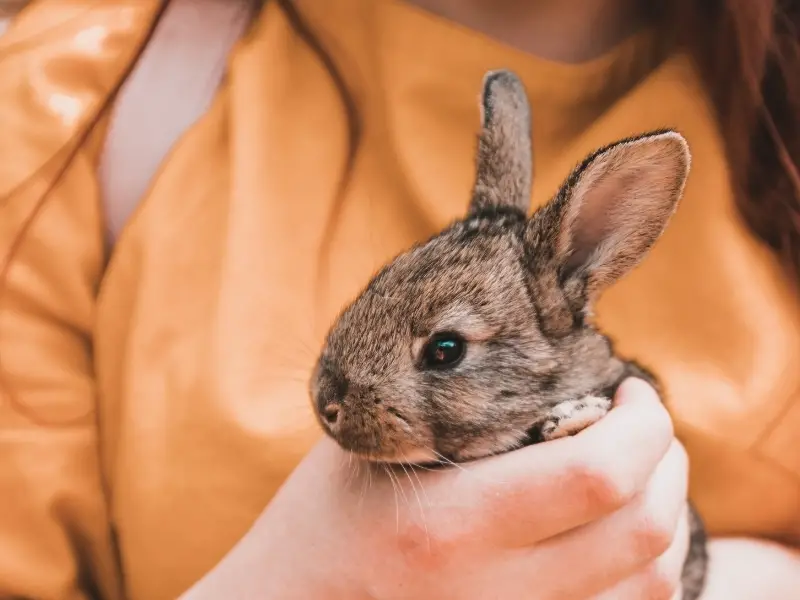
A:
[{"xmin": 310, "ymin": 70, "xmax": 707, "ymax": 599}]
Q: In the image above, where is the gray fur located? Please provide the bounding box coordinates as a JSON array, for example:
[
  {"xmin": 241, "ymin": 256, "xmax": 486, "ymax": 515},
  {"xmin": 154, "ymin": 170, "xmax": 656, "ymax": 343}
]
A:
[
  {"xmin": 469, "ymin": 70, "xmax": 533, "ymax": 215},
  {"xmin": 310, "ymin": 70, "xmax": 706, "ymax": 599}
]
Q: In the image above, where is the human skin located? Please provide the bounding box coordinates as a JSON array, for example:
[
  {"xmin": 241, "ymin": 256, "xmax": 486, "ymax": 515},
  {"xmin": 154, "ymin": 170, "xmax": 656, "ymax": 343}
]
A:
[
  {"xmin": 405, "ymin": 0, "xmax": 650, "ymax": 62},
  {"xmin": 40, "ymin": 0, "xmax": 791, "ymax": 595},
  {"xmin": 183, "ymin": 378, "xmax": 693, "ymax": 599},
  {"xmin": 182, "ymin": 378, "xmax": 800, "ymax": 599}
]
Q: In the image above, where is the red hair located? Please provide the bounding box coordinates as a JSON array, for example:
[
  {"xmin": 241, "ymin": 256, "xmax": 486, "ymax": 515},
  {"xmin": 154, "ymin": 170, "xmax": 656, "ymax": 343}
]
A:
[
  {"xmin": 672, "ymin": 0, "xmax": 800, "ymax": 283},
  {"xmin": 282, "ymin": 0, "xmax": 800, "ymax": 285}
]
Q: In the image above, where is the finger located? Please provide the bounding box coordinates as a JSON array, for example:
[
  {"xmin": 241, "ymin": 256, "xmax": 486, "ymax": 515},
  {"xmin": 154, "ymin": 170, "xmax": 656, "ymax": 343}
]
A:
[
  {"xmin": 474, "ymin": 499, "xmax": 691, "ymax": 600},
  {"xmin": 592, "ymin": 501, "xmax": 691, "ymax": 600},
  {"xmin": 519, "ymin": 440, "xmax": 688, "ymax": 597},
  {"xmin": 435, "ymin": 376, "xmax": 675, "ymax": 546},
  {"xmin": 612, "ymin": 375, "xmax": 664, "ymax": 407}
]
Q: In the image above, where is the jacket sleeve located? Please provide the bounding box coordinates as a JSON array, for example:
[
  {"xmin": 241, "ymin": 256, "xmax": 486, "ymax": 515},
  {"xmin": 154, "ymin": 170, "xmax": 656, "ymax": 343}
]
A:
[{"xmin": 0, "ymin": 144, "xmax": 122, "ymax": 598}]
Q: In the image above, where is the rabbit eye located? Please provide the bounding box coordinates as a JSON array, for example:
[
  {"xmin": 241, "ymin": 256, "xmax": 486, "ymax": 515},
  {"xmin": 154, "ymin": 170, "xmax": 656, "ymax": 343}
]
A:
[{"xmin": 421, "ymin": 333, "xmax": 466, "ymax": 370}]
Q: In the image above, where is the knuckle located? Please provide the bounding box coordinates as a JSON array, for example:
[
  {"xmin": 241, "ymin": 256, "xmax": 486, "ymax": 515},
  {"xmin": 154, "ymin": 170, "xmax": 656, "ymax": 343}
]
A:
[
  {"xmin": 392, "ymin": 516, "xmax": 458, "ymax": 574},
  {"xmin": 567, "ymin": 459, "xmax": 637, "ymax": 513},
  {"xmin": 668, "ymin": 439, "xmax": 690, "ymax": 477},
  {"xmin": 651, "ymin": 401, "xmax": 676, "ymax": 439},
  {"xmin": 636, "ymin": 400, "xmax": 676, "ymax": 451},
  {"xmin": 629, "ymin": 501, "xmax": 677, "ymax": 560},
  {"xmin": 642, "ymin": 560, "xmax": 681, "ymax": 600}
]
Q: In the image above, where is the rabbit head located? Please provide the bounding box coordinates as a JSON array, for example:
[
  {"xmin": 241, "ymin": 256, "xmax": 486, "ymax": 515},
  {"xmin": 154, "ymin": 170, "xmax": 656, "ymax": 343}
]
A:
[{"xmin": 310, "ymin": 70, "xmax": 691, "ymax": 464}]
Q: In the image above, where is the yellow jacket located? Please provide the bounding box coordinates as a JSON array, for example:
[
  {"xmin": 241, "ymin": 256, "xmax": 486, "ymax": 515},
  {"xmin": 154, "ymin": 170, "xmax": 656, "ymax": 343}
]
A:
[{"xmin": 0, "ymin": 1, "xmax": 798, "ymax": 599}]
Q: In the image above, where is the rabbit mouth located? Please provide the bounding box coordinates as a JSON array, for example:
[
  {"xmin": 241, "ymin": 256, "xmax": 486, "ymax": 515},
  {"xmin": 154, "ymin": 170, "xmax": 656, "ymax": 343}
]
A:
[
  {"xmin": 358, "ymin": 427, "xmax": 535, "ymax": 466},
  {"xmin": 349, "ymin": 446, "xmax": 441, "ymax": 466}
]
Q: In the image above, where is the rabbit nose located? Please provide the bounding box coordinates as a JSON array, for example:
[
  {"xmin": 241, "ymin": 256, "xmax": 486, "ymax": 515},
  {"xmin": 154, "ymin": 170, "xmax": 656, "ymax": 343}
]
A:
[{"xmin": 321, "ymin": 403, "xmax": 341, "ymax": 428}]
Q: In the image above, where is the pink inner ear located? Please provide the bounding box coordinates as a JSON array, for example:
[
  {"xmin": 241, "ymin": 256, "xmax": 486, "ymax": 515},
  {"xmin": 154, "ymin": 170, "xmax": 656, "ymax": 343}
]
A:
[
  {"xmin": 558, "ymin": 134, "xmax": 690, "ymax": 289},
  {"xmin": 567, "ymin": 169, "xmax": 645, "ymax": 270}
]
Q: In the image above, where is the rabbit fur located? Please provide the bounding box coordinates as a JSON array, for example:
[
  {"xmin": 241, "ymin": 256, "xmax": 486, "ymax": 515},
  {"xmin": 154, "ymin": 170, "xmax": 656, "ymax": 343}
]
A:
[{"xmin": 310, "ymin": 69, "xmax": 708, "ymax": 599}]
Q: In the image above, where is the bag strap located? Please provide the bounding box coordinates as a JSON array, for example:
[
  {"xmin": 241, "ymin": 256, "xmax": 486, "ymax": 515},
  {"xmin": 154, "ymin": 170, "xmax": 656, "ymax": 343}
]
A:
[{"xmin": 98, "ymin": 0, "xmax": 254, "ymax": 243}]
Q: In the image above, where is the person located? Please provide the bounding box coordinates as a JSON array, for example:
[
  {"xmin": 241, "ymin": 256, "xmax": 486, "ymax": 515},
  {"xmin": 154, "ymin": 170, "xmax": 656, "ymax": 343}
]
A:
[{"xmin": 0, "ymin": 0, "xmax": 798, "ymax": 598}]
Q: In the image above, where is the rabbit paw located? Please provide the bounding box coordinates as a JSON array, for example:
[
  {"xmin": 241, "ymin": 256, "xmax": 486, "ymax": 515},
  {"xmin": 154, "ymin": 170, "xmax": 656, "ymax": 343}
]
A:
[{"xmin": 540, "ymin": 396, "xmax": 612, "ymax": 441}]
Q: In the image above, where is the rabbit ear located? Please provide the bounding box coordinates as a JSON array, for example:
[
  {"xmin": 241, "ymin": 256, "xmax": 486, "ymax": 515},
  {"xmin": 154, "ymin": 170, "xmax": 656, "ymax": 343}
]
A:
[
  {"xmin": 467, "ymin": 70, "xmax": 533, "ymax": 216},
  {"xmin": 526, "ymin": 130, "xmax": 691, "ymax": 333}
]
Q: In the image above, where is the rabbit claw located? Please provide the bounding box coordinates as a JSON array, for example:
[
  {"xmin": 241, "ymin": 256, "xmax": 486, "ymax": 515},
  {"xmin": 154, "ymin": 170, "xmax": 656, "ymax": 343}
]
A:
[{"xmin": 540, "ymin": 396, "xmax": 613, "ymax": 441}]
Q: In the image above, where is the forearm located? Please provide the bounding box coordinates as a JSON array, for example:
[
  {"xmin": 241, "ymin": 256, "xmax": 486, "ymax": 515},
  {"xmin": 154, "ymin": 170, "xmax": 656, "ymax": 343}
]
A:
[{"xmin": 699, "ymin": 537, "xmax": 800, "ymax": 599}]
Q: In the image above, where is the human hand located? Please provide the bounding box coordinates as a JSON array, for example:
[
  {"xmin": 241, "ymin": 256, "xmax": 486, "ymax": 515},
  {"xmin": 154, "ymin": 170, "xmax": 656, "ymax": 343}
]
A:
[
  {"xmin": 181, "ymin": 377, "xmax": 689, "ymax": 599},
  {"xmin": 699, "ymin": 537, "xmax": 800, "ymax": 600}
]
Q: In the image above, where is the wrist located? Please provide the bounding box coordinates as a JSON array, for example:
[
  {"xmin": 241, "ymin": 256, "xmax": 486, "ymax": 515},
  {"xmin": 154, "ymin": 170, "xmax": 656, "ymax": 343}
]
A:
[{"xmin": 177, "ymin": 517, "xmax": 324, "ymax": 599}]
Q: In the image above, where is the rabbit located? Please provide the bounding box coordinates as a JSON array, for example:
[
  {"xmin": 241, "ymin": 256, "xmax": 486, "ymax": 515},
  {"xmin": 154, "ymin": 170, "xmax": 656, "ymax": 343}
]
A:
[{"xmin": 309, "ymin": 69, "xmax": 708, "ymax": 599}]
